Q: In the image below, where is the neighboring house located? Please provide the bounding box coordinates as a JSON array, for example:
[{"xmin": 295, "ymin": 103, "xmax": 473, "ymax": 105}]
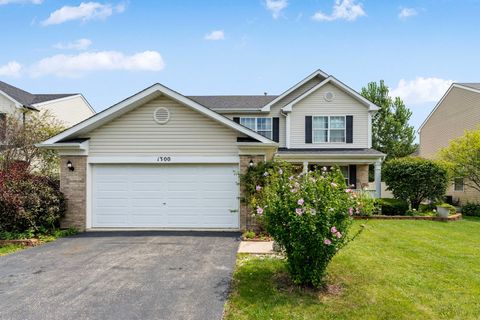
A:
[
  {"xmin": 419, "ymin": 83, "xmax": 480, "ymax": 204},
  {"xmin": 0, "ymin": 80, "xmax": 95, "ymax": 128},
  {"xmin": 39, "ymin": 69, "xmax": 385, "ymax": 231}
]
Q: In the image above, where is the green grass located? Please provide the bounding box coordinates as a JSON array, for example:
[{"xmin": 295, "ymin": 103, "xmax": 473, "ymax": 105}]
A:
[
  {"xmin": 0, "ymin": 244, "xmax": 25, "ymax": 256},
  {"xmin": 224, "ymin": 218, "xmax": 480, "ymax": 320}
]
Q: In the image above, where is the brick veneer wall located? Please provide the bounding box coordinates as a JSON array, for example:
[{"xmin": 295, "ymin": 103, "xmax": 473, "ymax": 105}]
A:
[
  {"xmin": 59, "ymin": 156, "xmax": 87, "ymax": 230},
  {"xmin": 356, "ymin": 164, "xmax": 369, "ymax": 189},
  {"xmin": 239, "ymin": 155, "xmax": 265, "ymax": 231}
]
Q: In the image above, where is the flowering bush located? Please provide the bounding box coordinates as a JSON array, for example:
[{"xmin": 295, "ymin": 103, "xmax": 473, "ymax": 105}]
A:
[
  {"xmin": 0, "ymin": 162, "xmax": 66, "ymax": 233},
  {"xmin": 251, "ymin": 162, "xmax": 359, "ymax": 288}
]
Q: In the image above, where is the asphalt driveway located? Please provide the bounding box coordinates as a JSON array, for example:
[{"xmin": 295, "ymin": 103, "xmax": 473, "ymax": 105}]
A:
[{"xmin": 0, "ymin": 231, "xmax": 240, "ymax": 320}]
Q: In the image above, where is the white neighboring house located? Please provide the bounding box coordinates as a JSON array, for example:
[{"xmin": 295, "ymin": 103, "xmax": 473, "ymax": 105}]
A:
[
  {"xmin": 0, "ymin": 80, "xmax": 95, "ymax": 128},
  {"xmin": 38, "ymin": 69, "xmax": 385, "ymax": 232}
]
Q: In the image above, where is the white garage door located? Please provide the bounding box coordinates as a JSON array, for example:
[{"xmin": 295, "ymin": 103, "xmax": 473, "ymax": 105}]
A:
[{"xmin": 92, "ymin": 164, "xmax": 239, "ymax": 229}]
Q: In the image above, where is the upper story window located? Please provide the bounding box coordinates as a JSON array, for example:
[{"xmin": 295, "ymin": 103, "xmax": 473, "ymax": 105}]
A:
[
  {"xmin": 240, "ymin": 117, "xmax": 272, "ymax": 139},
  {"xmin": 454, "ymin": 177, "xmax": 464, "ymax": 192},
  {"xmin": 312, "ymin": 116, "xmax": 346, "ymax": 143}
]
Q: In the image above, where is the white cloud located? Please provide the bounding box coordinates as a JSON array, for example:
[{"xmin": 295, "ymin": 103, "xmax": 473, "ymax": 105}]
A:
[
  {"xmin": 0, "ymin": 0, "xmax": 42, "ymax": 5},
  {"xmin": 398, "ymin": 7, "xmax": 418, "ymax": 19},
  {"xmin": 265, "ymin": 0, "xmax": 288, "ymax": 19},
  {"xmin": 204, "ymin": 30, "xmax": 225, "ymax": 41},
  {"xmin": 53, "ymin": 38, "xmax": 93, "ymax": 50},
  {"xmin": 41, "ymin": 2, "xmax": 125, "ymax": 26},
  {"xmin": 30, "ymin": 51, "xmax": 165, "ymax": 78},
  {"xmin": 0, "ymin": 61, "xmax": 22, "ymax": 77},
  {"xmin": 390, "ymin": 77, "xmax": 454, "ymax": 105},
  {"xmin": 312, "ymin": 0, "xmax": 366, "ymax": 22}
]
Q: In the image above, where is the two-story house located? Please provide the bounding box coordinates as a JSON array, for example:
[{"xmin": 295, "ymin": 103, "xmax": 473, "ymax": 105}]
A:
[
  {"xmin": 0, "ymin": 80, "xmax": 95, "ymax": 128},
  {"xmin": 39, "ymin": 70, "xmax": 385, "ymax": 231},
  {"xmin": 419, "ymin": 82, "xmax": 480, "ymax": 204}
]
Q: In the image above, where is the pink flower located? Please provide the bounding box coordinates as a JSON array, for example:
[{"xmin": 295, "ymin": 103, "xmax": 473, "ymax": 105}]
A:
[
  {"xmin": 278, "ymin": 169, "xmax": 283, "ymax": 175},
  {"xmin": 331, "ymin": 182, "xmax": 337, "ymax": 187},
  {"xmin": 256, "ymin": 207, "xmax": 264, "ymax": 215},
  {"xmin": 290, "ymin": 188, "xmax": 297, "ymax": 193},
  {"xmin": 336, "ymin": 232, "xmax": 342, "ymax": 238},
  {"xmin": 295, "ymin": 208, "xmax": 303, "ymax": 216},
  {"xmin": 255, "ymin": 185, "xmax": 262, "ymax": 191},
  {"xmin": 263, "ymin": 172, "xmax": 269, "ymax": 177},
  {"xmin": 310, "ymin": 208, "xmax": 316, "ymax": 215},
  {"xmin": 288, "ymin": 175, "xmax": 294, "ymax": 181},
  {"xmin": 297, "ymin": 198, "xmax": 304, "ymax": 206},
  {"xmin": 348, "ymin": 207, "xmax": 354, "ymax": 216},
  {"xmin": 330, "ymin": 226, "xmax": 337, "ymax": 234},
  {"xmin": 324, "ymin": 239, "xmax": 332, "ymax": 245},
  {"xmin": 346, "ymin": 189, "xmax": 352, "ymax": 193}
]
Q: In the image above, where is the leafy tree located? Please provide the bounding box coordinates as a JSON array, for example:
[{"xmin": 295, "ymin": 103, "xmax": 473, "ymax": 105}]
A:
[
  {"xmin": 361, "ymin": 80, "xmax": 416, "ymax": 160},
  {"xmin": 0, "ymin": 111, "xmax": 65, "ymax": 177},
  {"xmin": 383, "ymin": 157, "xmax": 449, "ymax": 210},
  {"xmin": 439, "ymin": 128, "xmax": 480, "ymax": 192}
]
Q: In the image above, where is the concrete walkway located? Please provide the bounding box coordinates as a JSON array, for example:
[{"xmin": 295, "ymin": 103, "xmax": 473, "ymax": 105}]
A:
[{"xmin": 237, "ymin": 241, "xmax": 274, "ymax": 254}]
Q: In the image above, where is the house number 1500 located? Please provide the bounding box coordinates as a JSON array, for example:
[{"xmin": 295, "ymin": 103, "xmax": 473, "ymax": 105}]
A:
[{"xmin": 157, "ymin": 156, "xmax": 171, "ymax": 162}]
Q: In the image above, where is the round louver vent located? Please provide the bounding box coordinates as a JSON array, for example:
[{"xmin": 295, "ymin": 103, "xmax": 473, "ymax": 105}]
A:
[
  {"xmin": 324, "ymin": 91, "xmax": 335, "ymax": 102},
  {"xmin": 153, "ymin": 107, "xmax": 170, "ymax": 124}
]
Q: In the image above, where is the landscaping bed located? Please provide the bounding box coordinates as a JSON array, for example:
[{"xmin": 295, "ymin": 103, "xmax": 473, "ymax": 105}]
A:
[{"xmin": 224, "ymin": 218, "xmax": 480, "ymax": 320}]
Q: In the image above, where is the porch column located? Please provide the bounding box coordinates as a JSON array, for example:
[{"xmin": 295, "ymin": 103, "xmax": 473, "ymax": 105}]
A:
[
  {"xmin": 302, "ymin": 161, "xmax": 308, "ymax": 173},
  {"xmin": 374, "ymin": 160, "xmax": 382, "ymax": 198}
]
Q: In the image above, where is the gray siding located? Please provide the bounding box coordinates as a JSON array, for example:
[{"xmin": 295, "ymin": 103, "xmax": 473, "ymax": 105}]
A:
[
  {"xmin": 87, "ymin": 96, "xmax": 243, "ymax": 156},
  {"xmin": 290, "ymin": 83, "xmax": 369, "ymax": 149}
]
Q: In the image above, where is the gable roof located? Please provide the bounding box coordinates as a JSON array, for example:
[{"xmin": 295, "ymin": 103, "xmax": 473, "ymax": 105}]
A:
[
  {"xmin": 418, "ymin": 83, "xmax": 480, "ymax": 132},
  {"xmin": 188, "ymin": 95, "xmax": 278, "ymax": 111},
  {"xmin": 0, "ymin": 80, "xmax": 77, "ymax": 109},
  {"xmin": 261, "ymin": 69, "xmax": 329, "ymax": 112},
  {"xmin": 282, "ymin": 76, "xmax": 380, "ymax": 112},
  {"xmin": 40, "ymin": 83, "xmax": 277, "ymax": 146}
]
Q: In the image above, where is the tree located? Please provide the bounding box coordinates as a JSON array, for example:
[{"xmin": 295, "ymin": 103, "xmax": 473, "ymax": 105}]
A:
[
  {"xmin": 383, "ymin": 157, "xmax": 449, "ymax": 210},
  {"xmin": 439, "ymin": 128, "xmax": 480, "ymax": 192},
  {"xmin": 361, "ymin": 81, "xmax": 416, "ymax": 160},
  {"xmin": 0, "ymin": 111, "xmax": 65, "ymax": 177}
]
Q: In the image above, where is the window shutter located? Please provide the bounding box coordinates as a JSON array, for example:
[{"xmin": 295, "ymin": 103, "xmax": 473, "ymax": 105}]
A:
[
  {"xmin": 346, "ymin": 115, "xmax": 353, "ymax": 143},
  {"xmin": 305, "ymin": 116, "xmax": 312, "ymax": 144},
  {"xmin": 272, "ymin": 117, "xmax": 279, "ymax": 142},
  {"xmin": 349, "ymin": 165, "xmax": 357, "ymax": 189},
  {"xmin": 233, "ymin": 117, "xmax": 240, "ymax": 124}
]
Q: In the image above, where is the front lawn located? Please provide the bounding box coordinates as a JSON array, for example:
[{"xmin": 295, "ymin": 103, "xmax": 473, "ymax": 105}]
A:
[
  {"xmin": 0, "ymin": 244, "xmax": 25, "ymax": 256},
  {"xmin": 224, "ymin": 218, "xmax": 480, "ymax": 320}
]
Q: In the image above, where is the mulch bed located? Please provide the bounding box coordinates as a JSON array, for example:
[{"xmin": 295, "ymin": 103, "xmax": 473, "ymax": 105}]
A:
[
  {"xmin": 0, "ymin": 239, "xmax": 40, "ymax": 247},
  {"xmin": 354, "ymin": 213, "xmax": 462, "ymax": 222}
]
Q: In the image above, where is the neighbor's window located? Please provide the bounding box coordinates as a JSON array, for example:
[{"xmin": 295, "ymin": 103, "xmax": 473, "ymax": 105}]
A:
[
  {"xmin": 0, "ymin": 113, "xmax": 6, "ymax": 140},
  {"xmin": 240, "ymin": 117, "xmax": 272, "ymax": 139},
  {"xmin": 454, "ymin": 178, "xmax": 464, "ymax": 192},
  {"xmin": 313, "ymin": 116, "xmax": 346, "ymax": 143}
]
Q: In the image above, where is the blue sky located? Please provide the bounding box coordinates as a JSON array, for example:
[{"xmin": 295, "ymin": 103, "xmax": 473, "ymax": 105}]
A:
[{"xmin": 1, "ymin": 0, "xmax": 479, "ymax": 132}]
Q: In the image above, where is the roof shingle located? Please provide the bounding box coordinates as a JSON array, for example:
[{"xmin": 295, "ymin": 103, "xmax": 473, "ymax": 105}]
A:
[
  {"xmin": 0, "ymin": 80, "xmax": 77, "ymax": 107},
  {"xmin": 187, "ymin": 95, "xmax": 278, "ymax": 110}
]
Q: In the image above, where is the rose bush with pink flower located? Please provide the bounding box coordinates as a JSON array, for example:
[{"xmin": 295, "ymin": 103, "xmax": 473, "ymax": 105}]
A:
[{"xmin": 248, "ymin": 161, "xmax": 360, "ymax": 288}]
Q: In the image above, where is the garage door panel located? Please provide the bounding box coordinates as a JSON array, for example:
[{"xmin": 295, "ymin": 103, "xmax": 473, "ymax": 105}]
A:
[{"xmin": 92, "ymin": 164, "xmax": 239, "ymax": 229}]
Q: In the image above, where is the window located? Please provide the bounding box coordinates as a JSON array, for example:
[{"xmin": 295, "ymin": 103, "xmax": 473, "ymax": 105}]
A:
[
  {"xmin": 454, "ymin": 178, "xmax": 464, "ymax": 192},
  {"xmin": 240, "ymin": 117, "xmax": 272, "ymax": 139},
  {"xmin": 312, "ymin": 116, "xmax": 346, "ymax": 143}
]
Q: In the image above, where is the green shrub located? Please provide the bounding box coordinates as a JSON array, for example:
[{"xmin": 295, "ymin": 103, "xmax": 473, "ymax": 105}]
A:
[
  {"xmin": 419, "ymin": 203, "xmax": 436, "ymax": 213},
  {"xmin": 377, "ymin": 198, "xmax": 409, "ymax": 215},
  {"xmin": 462, "ymin": 202, "xmax": 480, "ymax": 217},
  {"xmin": 242, "ymin": 230, "xmax": 256, "ymax": 240},
  {"xmin": 0, "ymin": 163, "xmax": 66, "ymax": 233},
  {"xmin": 353, "ymin": 191, "xmax": 378, "ymax": 216},
  {"xmin": 383, "ymin": 157, "xmax": 449, "ymax": 210},
  {"xmin": 252, "ymin": 164, "xmax": 358, "ymax": 288}
]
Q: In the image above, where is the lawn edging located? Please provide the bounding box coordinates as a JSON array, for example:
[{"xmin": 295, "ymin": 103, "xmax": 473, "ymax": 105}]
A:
[
  {"xmin": 354, "ymin": 213, "xmax": 462, "ymax": 221},
  {"xmin": 0, "ymin": 239, "xmax": 40, "ymax": 247}
]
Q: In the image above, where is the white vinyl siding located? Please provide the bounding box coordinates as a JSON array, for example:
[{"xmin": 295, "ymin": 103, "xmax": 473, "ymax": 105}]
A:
[
  {"xmin": 291, "ymin": 83, "xmax": 369, "ymax": 148},
  {"xmin": 87, "ymin": 96, "xmax": 243, "ymax": 156}
]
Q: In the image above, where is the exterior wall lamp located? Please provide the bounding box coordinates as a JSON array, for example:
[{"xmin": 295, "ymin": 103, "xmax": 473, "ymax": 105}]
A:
[
  {"xmin": 67, "ymin": 160, "xmax": 75, "ymax": 171},
  {"xmin": 249, "ymin": 160, "xmax": 254, "ymax": 167}
]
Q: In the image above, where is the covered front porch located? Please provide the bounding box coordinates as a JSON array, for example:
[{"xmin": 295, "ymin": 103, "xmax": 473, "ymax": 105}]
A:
[{"xmin": 275, "ymin": 148, "xmax": 386, "ymax": 198}]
